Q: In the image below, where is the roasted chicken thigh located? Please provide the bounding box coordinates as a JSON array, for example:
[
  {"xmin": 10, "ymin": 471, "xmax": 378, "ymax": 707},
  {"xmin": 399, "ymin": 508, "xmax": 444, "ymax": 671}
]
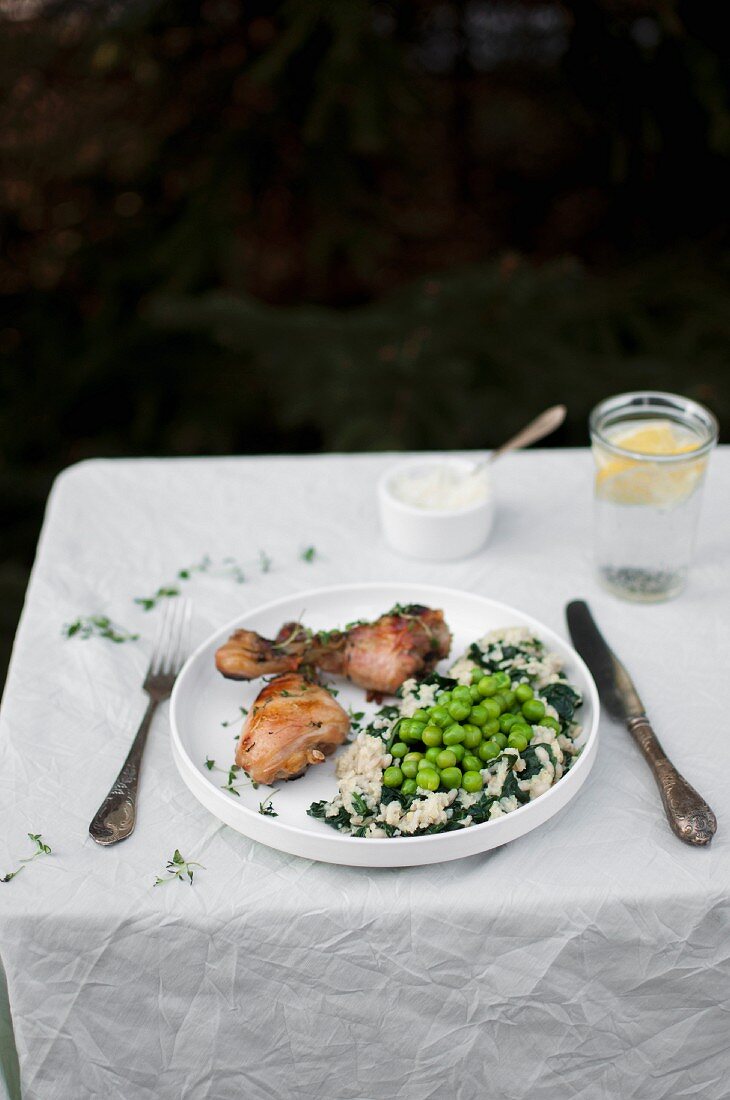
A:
[
  {"xmin": 235, "ymin": 672, "xmax": 349, "ymax": 784},
  {"xmin": 216, "ymin": 605, "xmax": 451, "ymax": 696}
]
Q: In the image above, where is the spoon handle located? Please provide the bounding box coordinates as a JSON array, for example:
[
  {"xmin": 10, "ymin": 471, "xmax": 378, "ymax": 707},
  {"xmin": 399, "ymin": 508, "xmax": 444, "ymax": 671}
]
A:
[{"xmin": 488, "ymin": 404, "xmax": 566, "ymax": 464}]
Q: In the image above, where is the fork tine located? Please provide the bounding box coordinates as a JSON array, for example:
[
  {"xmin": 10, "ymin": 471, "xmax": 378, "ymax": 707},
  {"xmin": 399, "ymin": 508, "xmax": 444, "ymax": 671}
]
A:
[
  {"xmin": 170, "ymin": 599, "xmax": 192, "ymax": 673},
  {"xmin": 163, "ymin": 598, "xmax": 184, "ymax": 674},
  {"xmin": 147, "ymin": 598, "xmax": 192, "ymax": 679},
  {"xmin": 150, "ymin": 599, "xmax": 174, "ymax": 676}
]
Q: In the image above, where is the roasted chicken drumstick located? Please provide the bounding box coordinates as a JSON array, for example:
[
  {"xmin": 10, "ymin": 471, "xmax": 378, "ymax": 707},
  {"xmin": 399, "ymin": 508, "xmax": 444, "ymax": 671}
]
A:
[
  {"xmin": 236, "ymin": 672, "xmax": 349, "ymax": 784},
  {"xmin": 216, "ymin": 605, "xmax": 451, "ymax": 696}
]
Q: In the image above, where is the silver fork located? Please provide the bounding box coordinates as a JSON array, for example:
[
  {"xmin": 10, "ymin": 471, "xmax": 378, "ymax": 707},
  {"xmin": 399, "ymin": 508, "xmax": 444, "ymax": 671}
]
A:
[{"xmin": 89, "ymin": 598, "xmax": 192, "ymax": 846}]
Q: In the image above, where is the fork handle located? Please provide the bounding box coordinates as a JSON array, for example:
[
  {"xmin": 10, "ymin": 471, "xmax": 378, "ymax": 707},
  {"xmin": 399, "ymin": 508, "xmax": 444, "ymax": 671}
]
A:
[
  {"xmin": 627, "ymin": 716, "xmax": 717, "ymax": 846},
  {"xmin": 89, "ymin": 698, "xmax": 158, "ymax": 845}
]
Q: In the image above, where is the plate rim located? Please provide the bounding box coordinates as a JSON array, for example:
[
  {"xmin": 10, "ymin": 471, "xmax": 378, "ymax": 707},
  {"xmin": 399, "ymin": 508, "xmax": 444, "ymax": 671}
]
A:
[{"xmin": 170, "ymin": 582, "xmax": 600, "ymax": 865}]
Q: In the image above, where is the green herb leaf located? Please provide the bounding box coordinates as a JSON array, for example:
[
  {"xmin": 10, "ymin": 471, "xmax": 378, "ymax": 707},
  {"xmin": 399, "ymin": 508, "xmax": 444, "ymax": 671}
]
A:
[
  {"xmin": 1, "ymin": 833, "xmax": 52, "ymax": 884},
  {"xmin": 63, "ymin": 617, "xmax": 139, "ymax": 644},
  {"xmin": 301, "ymin": 546, "xmax": 317, "ymax": 562},
  {"xmin": 350, "ymin": 791, "xmax": 369, "ymax": 817},
  {"xmin": 221, "ymin": 706, "xmax": 248, "ymax": 727},
  {"xmin": 153, "ymin": 849, "xmax": 204, "ymax": 887}
]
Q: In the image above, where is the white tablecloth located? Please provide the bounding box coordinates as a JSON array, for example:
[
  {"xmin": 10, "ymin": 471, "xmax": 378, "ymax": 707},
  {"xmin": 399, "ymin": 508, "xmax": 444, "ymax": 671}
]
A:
[{"xmin": 2, "ymin": 450, "xmax": 729, "ymax": 1100}]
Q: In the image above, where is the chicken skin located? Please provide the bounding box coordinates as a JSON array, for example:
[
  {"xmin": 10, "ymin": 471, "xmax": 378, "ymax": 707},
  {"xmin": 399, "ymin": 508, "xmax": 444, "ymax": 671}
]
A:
[
  {"xmin": 216, "ymin": 605, "xmax": 451, "ymax": 696},
  {"xmin": 235, "ymin": 672, "xmax": 350, "ymax": 784}
]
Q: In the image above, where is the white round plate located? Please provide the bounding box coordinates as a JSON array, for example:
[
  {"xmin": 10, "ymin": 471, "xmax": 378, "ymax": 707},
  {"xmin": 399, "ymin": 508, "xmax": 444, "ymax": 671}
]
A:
[{"xmin": 170, "ymin": 583, "xmax": 599, "ymax": 867}]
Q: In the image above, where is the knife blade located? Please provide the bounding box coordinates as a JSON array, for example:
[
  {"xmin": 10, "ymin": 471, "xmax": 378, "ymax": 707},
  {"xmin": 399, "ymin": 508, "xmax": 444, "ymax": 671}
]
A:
[
  {"xmin": 566, "ymin": 599, "xmax": 717, "ymax": 847},
  {"xmin": 566, "ymin": 599, "xmax": 644, "ymax": 722}
]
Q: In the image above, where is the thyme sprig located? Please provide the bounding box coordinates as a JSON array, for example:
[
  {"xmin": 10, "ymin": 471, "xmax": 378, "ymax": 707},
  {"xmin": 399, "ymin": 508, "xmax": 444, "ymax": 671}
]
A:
[
  {"xmin": 258, "ymin": 794, "xmax": 278, "ymax": 818},
  {"xmin": 63, "ymin": 617, "xmax": 139, "ymax": 643},
  {"xmin": 153, "ymin": 849, "xmax": 204, "ymax": 887},
  {"xmin": 221, "ymin": 706, "xmax": 248, "ymax": 728},
  {"xmin": 1, "ymin": 834, "xmax": 52, "ymax": 883},
  {"xmin": 134, "ymin": 555, "xmax": 247, "ymax": 610},
  {"xmin": 203, "ymin": 760, "xmax": 261, "ymax": 795},
  {"xmin": 134, "ymin": 586, "xmax": 180, "ymax": 611}
]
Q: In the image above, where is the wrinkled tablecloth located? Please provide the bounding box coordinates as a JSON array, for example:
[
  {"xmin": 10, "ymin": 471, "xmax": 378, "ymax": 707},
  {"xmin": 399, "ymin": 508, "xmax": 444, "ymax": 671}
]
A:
[{"xmin": 1, "ymin": 450, "xmax": 729, "ymax": 1100}]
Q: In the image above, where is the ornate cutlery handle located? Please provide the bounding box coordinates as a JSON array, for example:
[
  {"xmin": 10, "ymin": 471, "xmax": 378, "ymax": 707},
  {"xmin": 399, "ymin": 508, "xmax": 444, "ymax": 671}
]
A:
[
  {"xmin": 627, "ymin": 716, "xmax": 717, "ymax": 846},
  {"xmin": 89, "ymin": 699, "xmax": 158, "ymax": 845}
]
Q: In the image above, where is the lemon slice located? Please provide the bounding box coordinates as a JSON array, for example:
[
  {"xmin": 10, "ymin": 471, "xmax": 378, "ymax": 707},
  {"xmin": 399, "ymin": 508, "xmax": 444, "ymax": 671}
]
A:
[{"xmin": 594, "ymin": 419, "xmax": 706, "ymax": 505}]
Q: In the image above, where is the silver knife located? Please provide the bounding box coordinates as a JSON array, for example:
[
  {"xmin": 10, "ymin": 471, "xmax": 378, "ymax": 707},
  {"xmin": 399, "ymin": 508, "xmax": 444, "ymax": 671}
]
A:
[{"xmin": 566, "ymin": 599, "xmax": 717, "ymax": 846}]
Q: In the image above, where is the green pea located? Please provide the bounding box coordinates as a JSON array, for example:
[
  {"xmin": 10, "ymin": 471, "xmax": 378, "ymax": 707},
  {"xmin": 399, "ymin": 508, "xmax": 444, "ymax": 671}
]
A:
[
  {"xmin": 491, "ymin": 693, "xmax": 506, "ymax": 714},
  {"xmin": 501, "ymin": 689, "xmax": 516, "ymax": 709},
  {"xmin": 482, "ymin": 698, "xmax": 501, "ymax": 720},
  {"xmin": 436, "ymin": 749, "xmax": 457, "ymax": 770},
  {"xmin": 417, "ymin": 768, "xmax": 440, "ymax": 792},
  {"xmin": 412, "ymin": 709, "xmax": 430, "ymax": 724},
  {"xmin": 425, "ymin": 746, "xmax": 443, "ymax": 764},
  {"xmin": 522, "ymin": 699, "xmax": 546, "ymax": 723},
  {"xmin": 539, "ymin": 716, "xmax": 561, "ymax": 732},
  {"xmin": 493, "ymin": 732, "xmax": 508, "ymax": 749},
  {"xmin": 477, "ymin": 675, "xmax": 498, "ymax": 698},
  {"xmin": 401, "ymin": 778, "xmax": 418, "ymax": 796},
  {"xmin": 450, "ymin": 743, "xmax": 466, "ymax": 763},
  {"xmin": 403, "ymin": 751, "xmax": 423, "ymax": 765},
  {"xmin": 482, "ymin": 718, "xmax": 500, "ymax": 737},
  {"xmin": 399, "ymin": 720, "xmax": 420, "ymax": 743},
  {"xmin": 452, "ymin": 685, "xmax": 472, "ymax": 703},
  {"xmin": 515, "ymin": 683, "xmax": 534, "ymax": 703},
  {"xmin": 508, "ymin": 732, "xmax": 529, "ymax": 753},
  {"xmin": 499, "ymin": 713, "xmax": 518, "ymax": 732},
  {"xmin": 422, "ymin": 725, "xmax": 443, "ymax": 747},
  {"xmin": 401, "ymin": 760, "xmax": 419, "ymax": 779},
  {"xmin": 494, "ymin": 672, "xmax": 511, "ymax": 689},
  {"xmin": 469, "ymin": 685, "xmax": 481, "ymax": 703},
  {"xmin": 478, "ymin": 739, "xmax": 501, "ymax": 762},
  {"xmin": 462, "ymin": 725, "xmax": 482, "ymax": 749},
  {"xmin": 443, "ymin": 724, "xmax": 466, "ymax": 746},
  {"xmin": 383, "ymin": 765, "xmax": 404, "ymax": 787},
  {"xmin": 471, "ymin": 667, "xmax": 484, "ymax": 685},
  {"xmin": 462, "ymin": 753, "xmax": 482, "ymax": 773},
  {"xmin": 429, "ymin": 705, "xmax": 451, "ymax": 728},
  {"xmin": 448, "ymin": 700, "xmax": 471, "ymax": 723},
  {"xmin": 438, "ymin": 692, "xmax": 453, "ymax": 707},
  {"xmin": 469, "ymin": 704, "xmax": 488, "ymax": 727},
  {"xmin": 462, "ymin": 770, "xmax": 484, "ymax": 793},
  {"xmin": 510, "ymin": 722, "xmax": 532, "ymax": 739},
  {"xmin": 390, "ymin": 741, "xmax": 408, "ymax": 758},
  {"xmin": 440, "ymin": 767, "xmax": 462, "ymax": 790}
]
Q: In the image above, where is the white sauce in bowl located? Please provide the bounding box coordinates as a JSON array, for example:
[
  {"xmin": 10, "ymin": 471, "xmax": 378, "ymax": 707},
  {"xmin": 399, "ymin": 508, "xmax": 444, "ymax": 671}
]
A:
[{"xmin": 389, "ymin": 463, "xmax": 489, "ymax": 511}]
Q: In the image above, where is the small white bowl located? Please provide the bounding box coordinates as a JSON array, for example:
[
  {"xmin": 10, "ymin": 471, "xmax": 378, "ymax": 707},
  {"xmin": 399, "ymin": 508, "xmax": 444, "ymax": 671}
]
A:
[{"xmin": 378, "ymin": 457, "xmax": 495, "ymax": 561}]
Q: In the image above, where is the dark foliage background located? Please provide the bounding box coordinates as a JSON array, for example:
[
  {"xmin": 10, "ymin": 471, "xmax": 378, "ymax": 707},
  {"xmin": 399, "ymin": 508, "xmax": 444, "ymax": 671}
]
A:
[{"xmin": 1, "ymin": 0, "xmax": 729, "ymax": 677}]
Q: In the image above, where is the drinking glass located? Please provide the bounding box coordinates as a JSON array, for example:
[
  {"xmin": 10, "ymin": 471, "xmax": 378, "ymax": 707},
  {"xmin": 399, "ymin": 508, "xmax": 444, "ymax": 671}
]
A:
[{"xmin": 590, "ymin": 391, "xmax": 718, "ymax": 602}]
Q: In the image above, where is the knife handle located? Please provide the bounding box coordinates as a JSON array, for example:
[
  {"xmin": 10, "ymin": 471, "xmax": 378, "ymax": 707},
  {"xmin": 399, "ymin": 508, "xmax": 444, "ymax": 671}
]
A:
[{"xmin": 627, "ymin": 717, "xmax": 717, "ymax": 846}]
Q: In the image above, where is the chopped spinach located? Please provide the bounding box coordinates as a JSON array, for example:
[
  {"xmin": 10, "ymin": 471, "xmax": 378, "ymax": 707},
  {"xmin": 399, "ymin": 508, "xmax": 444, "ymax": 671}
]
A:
[{"xmin": 541, "ymin": 682, "xmax": 582, "ymax": 722}]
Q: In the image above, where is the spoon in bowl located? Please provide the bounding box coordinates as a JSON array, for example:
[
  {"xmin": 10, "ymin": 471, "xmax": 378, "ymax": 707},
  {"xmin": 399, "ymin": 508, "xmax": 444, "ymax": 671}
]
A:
[{"xmin": 468, "ymin": 403, "xmax": 567, "ymax": 476}]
